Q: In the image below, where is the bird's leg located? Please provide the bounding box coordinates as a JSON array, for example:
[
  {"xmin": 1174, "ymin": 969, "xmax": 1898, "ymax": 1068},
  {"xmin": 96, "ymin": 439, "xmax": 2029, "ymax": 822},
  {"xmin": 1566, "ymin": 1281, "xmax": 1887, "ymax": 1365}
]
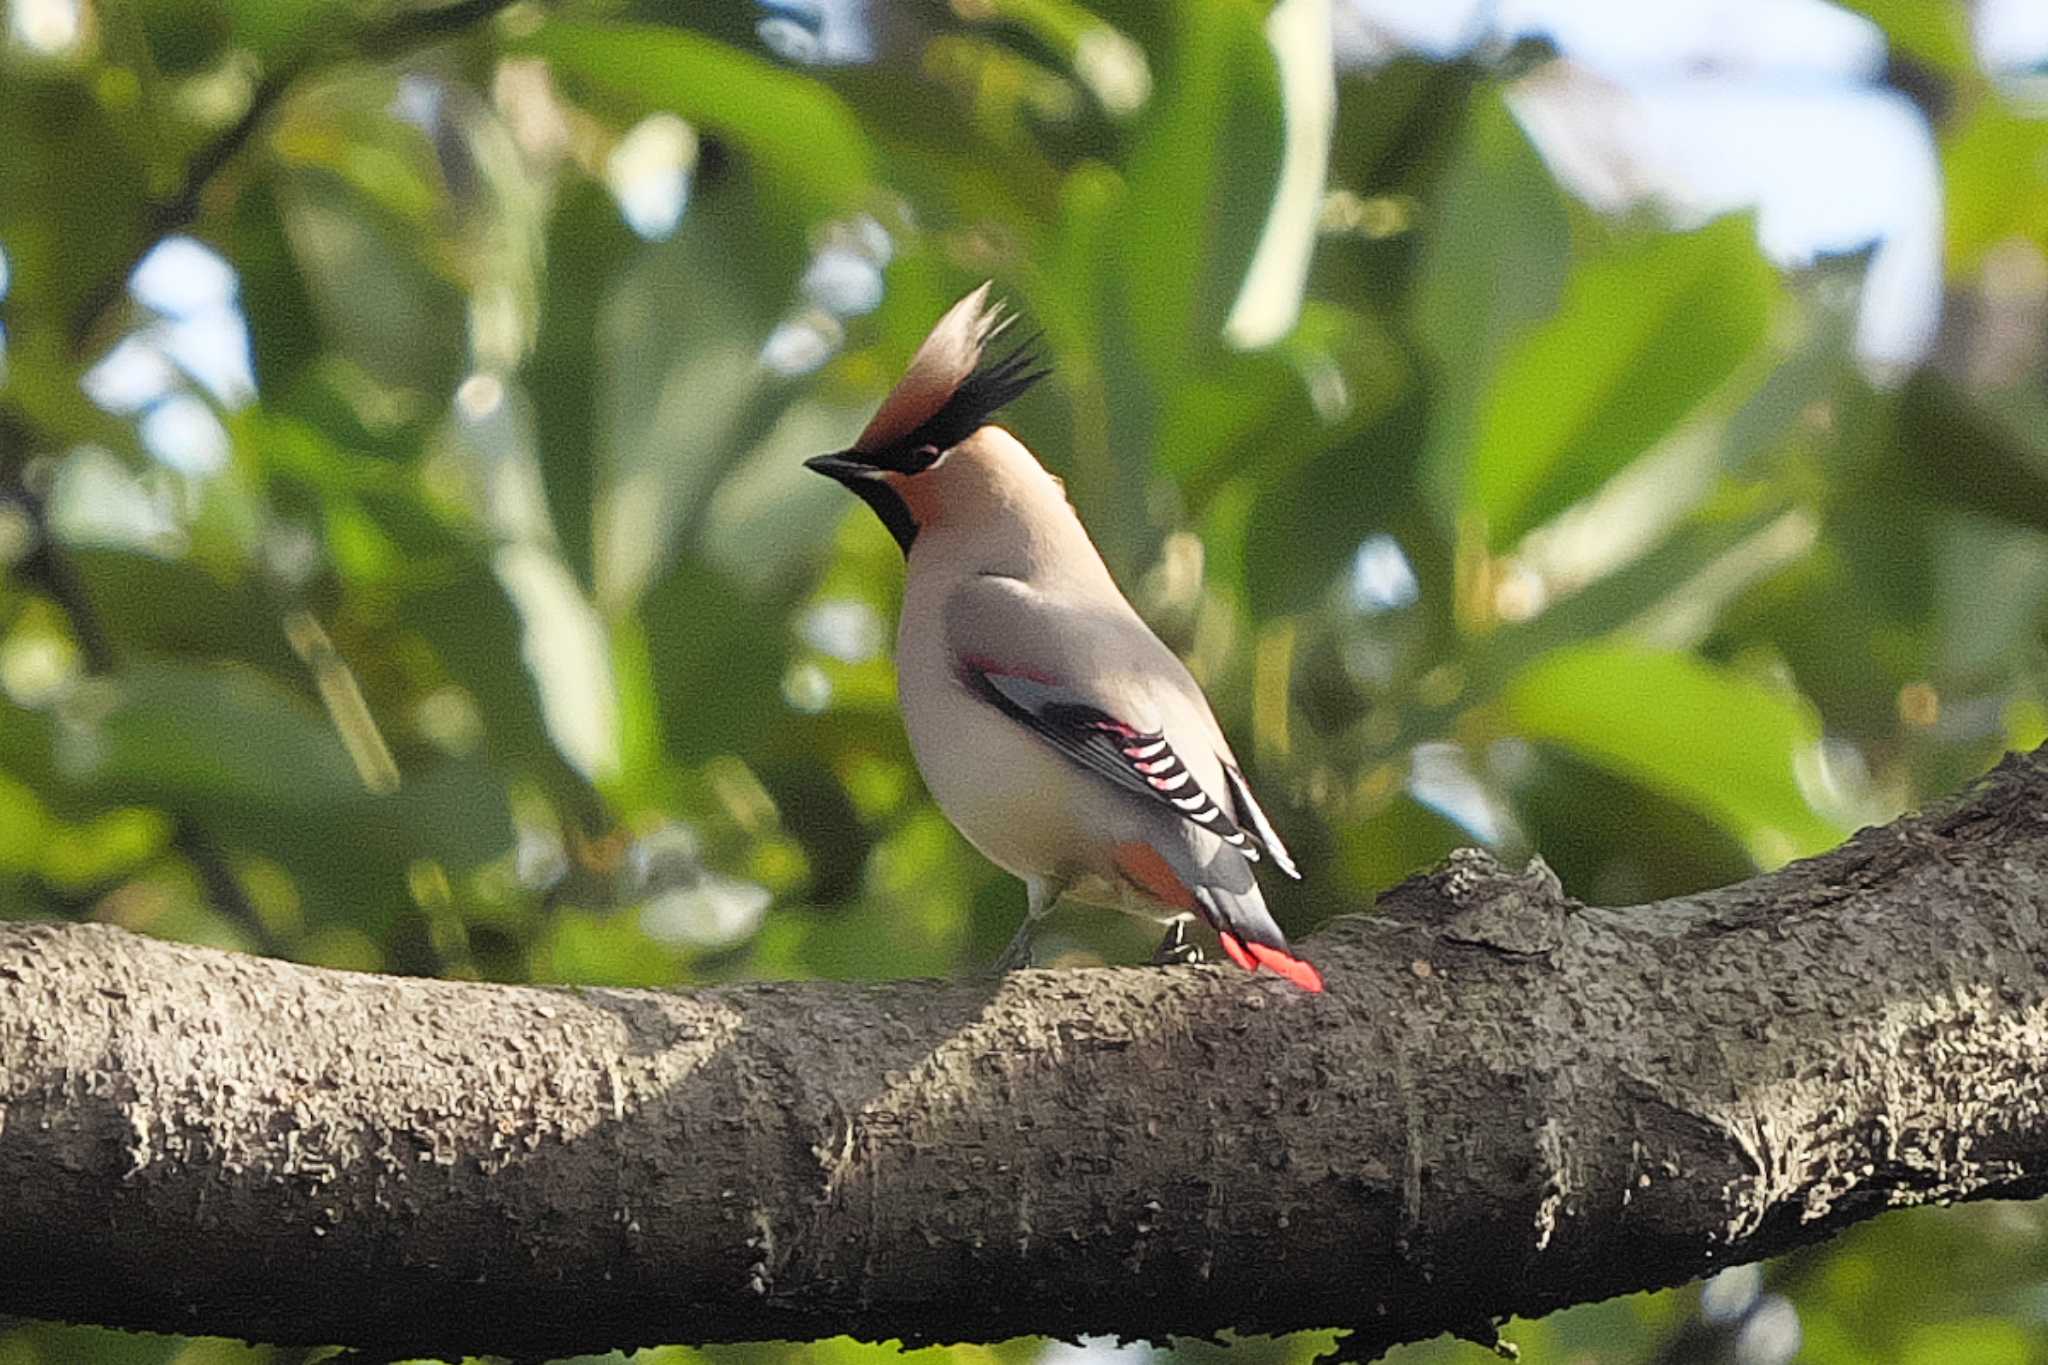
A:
[
  {"xmin": 1151, "ymin": 914, "xmax": 1204, "ymax": 966},
  {"xmin": 990, "ymin": 877, "xmax": 1063, "ymax": 974}
]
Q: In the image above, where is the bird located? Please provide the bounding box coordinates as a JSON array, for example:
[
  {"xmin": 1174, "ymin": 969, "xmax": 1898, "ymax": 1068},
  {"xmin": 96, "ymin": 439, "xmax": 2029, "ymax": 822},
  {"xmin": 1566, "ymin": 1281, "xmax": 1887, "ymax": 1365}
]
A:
[{"xmin": 804, "ymin": 284, "xmax": 1323, "ymax": 992}]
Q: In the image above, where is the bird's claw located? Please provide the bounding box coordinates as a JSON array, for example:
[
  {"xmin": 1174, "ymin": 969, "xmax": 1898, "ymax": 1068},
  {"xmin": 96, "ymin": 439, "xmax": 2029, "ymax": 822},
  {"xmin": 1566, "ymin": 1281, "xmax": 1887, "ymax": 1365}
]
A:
[
  {"xmin": 1151, "ymin": 919, "xmax": 1204, "ymax": 967},
  {"xmin": 987, "ymin": 941, "xmax": 1034, "ymax": 975}
]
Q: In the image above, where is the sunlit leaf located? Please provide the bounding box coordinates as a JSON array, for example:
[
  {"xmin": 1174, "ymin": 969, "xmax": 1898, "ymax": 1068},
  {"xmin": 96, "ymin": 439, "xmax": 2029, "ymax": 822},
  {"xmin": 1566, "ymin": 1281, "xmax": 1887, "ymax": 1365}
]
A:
[
  {"xmin": 1114, "ymin": 0, "xmax": 1283, "ymax": 373},
  {"xmin": 1499, "ymin": 643, "xmax": 1841, "ymax": 863},
  {"xmin": 1944, "ymin": 103, "xmax": 2048, "ymax": 276},
  {"xmin": 536, "ymin": 906, "xmax": 679, "ymax": 988},
  {"xmin": 585, "ymin": 165, "xmax": 800, "ymax": 608},
  {"xmin": 1411, "ymin": 90, "xmax": 1571, "ymax": 527},
  {"xmin": 0, "ymin": 660, "xmax": 514, "ymax": 907},
  {"xmin": 524, "ymin": 179, "xmax": 637, "ymax": 591},
  {"xmin": 1464, "ymin": 214, "xmax": 1775, "ymax": 548},
  {"xmin": 1836, "ymin": 0, "xmax": 1976, "ymax": 80},
  {"xmin": 517, "ymin": 21, "xmax": 876, "ymax": 225}
]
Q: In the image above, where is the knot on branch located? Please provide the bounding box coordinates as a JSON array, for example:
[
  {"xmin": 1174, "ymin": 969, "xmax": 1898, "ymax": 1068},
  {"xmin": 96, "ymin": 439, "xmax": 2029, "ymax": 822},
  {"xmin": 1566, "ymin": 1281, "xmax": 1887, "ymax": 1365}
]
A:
[{"xmin": 1376, "ymin": 847, "xmax": 1575, "ymax": 957}]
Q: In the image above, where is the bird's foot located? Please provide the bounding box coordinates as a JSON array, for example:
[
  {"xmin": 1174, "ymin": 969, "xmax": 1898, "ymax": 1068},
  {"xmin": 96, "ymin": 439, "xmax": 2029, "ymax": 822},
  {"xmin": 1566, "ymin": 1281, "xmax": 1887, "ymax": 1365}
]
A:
[
  {"xmin": 1151, "ymin": 917, "xmax": 1204, "ymax": 966},
  {"xmin": 987, "ymin": 939, "xmax": 1035, "ymax": 975},
  {"xmin": 988, "ymin": 916, "xmax": 1040, "ymax": 975},
  {"xmin": 985, "ymin": 877, "xmax": 1065, "ymax": 976}
]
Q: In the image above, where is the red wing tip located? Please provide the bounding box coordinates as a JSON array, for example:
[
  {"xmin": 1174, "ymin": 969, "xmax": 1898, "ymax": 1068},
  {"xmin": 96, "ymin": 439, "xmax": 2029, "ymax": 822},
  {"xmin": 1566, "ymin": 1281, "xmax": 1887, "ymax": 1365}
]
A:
[
  {"xmin": 1250, "ymin": 944, "xmax": 1325, "ymax": 993},
  {"xmin": 1219, "ymin": 933, "xmax": 1325, "ymax": 993},
  {"xmin": 1217, "ymin": 931, "xmax": 1257, "ymax": 972}
]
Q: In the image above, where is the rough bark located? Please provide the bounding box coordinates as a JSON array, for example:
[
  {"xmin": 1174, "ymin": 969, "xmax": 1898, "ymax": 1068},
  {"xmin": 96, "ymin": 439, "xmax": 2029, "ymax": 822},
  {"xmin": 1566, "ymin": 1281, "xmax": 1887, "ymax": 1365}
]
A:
[{"xmin": 2, "ymin": 749, "xmax": 2047, "ymax": 1362}]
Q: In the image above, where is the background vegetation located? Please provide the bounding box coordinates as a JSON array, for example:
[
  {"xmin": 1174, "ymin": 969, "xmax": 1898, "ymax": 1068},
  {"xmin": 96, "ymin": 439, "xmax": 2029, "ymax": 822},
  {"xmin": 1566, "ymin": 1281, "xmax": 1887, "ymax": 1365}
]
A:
[{"xmin": 1, "ymin": 0, "xmax": 2046, "ymax": 1361}]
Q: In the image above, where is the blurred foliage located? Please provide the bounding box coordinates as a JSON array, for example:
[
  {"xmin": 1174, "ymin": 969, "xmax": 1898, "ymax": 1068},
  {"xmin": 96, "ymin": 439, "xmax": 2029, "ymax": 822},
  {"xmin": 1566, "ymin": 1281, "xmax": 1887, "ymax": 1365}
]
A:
[{"xmin": 1, "ymin": 0, "xmax": 2047, "ymax": 1362}]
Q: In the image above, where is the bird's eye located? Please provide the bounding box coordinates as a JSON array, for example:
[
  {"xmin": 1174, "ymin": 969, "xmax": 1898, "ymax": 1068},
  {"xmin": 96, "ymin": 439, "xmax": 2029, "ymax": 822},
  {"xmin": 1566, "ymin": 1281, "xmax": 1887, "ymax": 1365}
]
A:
[{"xmin": 909, "ymin": 443, "xmax": 944, "ymax": 471}]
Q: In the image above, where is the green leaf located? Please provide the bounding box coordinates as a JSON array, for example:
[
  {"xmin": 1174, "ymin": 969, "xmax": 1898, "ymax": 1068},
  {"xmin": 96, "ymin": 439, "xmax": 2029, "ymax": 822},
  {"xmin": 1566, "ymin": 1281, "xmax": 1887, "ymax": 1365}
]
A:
[
  {"xmin": 1464, "ymin": 214, "xmax": 1776, "ymax": 548},
  {"xmin": 1836, "ymin": 0, "xmax": 1976, "ymax": 79},
  {"xmin": 1889, "ymin": 373, "xmax": 2048, "ymax": 540},
  {"xmin": 523, "ymin": 180, "xmax": 637, "ymax": 591},
  {"xmin": 1515, "ymin": 746, "xmax": 1756, "ymax": 904},
  {"xmin": 1411, "ymin": 90, "xmax": 1571, "ymax": 526},
  {"xmin": 216, "ymin": 173, "xmax": 326, "ymax": 401},
  {"xmin": 582, "ymin": 165, "xmax": 800, "ymax": 608},
  {"xmin": 696, "ymin": 396, "xmax": 872, "ymax": 595},
  {"xmin": 397, "ymin": 566, "xmax": 607, "ymax": 828},
  {"xmin": 1036, "ymin": 161, "xmax": 1125, "ymax": 352},
  {"xmin": 1930, "ymin": 514, "xmax": 2048, "ymax": 679},
  {"xmin": 0, "ymin": 770, "xmax": 55, "ymax": 874},
  {"xmin": 1329, "ymin": 56, "xmax": 1482, "ymax": 203},
  {"xmin": 1333, "ymin": 792, "xmax": 1469, "ymax": 898},
  {"xmin": 538, "ymin": 907, "xmax": 679, "ymax": 988},
  {"xmin": 1244, "ymin": 393, "xmax": 1429, "ymax": 619},
  {"xmin": 516, "ymin": 21, "xmax": 875, "ymax": 225},
  {"xmin": 1113, "ymin": 1, "xmax": 1284, "ymax": 373},
  {"xmin": 0, "ymin": 70, "xmax": 148, "ymax": 348},
  {"xmin": 1944, "ymin": 103, "xmax": 2048, "ymax": 277},
  {"xmin": 1160, "ymin": 297, "xmax": 1407, "ymax": 495},
  {"xmin": 196, "ymin": 0, "xmax": 331, "ymax": 62},
  {"xmin": 1448, "ymin": 268, "xmax": 1861, "ymax": 680},
  {"xmin": 1499, "ymin": 643, "xmax": 1841, "ymax": 864},
  {"xmin": 138, "ymin": 0, "xmax": 235, "ymax": 75},
  {"xmin": 272, "ymin": 163, "xmax": 468, "ymax": 400},
  {"xmin": 69, "ymin": 548, "xmax": 300, "ymax": 679},
  {"xmin": 1901, "ymin": 1317, "xmax": 2035, "ymax": 1365},
  {"xmin": 641, "ymin": 558, "xmax": 798, "ymax": 766},
  {"xmin": 1462, "ymin": 494, "xmax": 1799, "ymax": 700},
  {"xmin": 81, "ymin": 660, "xmax": 364, "ymax": 815},
  {"xmin": 0, "ymin": 660, "xmax": 514, "ymax": 904}
]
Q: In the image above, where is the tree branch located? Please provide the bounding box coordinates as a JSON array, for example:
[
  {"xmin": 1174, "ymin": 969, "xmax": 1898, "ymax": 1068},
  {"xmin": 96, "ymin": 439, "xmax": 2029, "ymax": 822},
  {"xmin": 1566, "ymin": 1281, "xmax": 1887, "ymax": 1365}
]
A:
[{"xmin": 2, "ymin": 748, "xmax": 2047, "ymax": 1361}]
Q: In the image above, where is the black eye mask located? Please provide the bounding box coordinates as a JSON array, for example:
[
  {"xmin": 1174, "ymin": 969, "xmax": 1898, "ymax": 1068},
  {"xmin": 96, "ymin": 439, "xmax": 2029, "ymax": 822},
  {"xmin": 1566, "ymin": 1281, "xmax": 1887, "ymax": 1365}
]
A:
[{"xmin": 805, "ymin": 338, "xmax": 1050, "ymax": 553}]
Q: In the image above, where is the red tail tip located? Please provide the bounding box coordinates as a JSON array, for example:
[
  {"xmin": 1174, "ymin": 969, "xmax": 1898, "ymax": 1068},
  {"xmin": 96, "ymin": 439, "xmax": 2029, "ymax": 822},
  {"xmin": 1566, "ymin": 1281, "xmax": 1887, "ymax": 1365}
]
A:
[{"xmin": 1218, "ymin": 932, "xmax": 1325, "ymax": 993}]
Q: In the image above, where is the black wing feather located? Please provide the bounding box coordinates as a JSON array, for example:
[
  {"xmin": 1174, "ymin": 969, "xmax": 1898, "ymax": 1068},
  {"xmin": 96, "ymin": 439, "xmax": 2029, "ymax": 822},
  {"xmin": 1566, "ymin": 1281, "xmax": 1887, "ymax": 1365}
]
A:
[
  {"xmin": 963, "ymin": 666, "xmax": 1262, "ymax": 859},
  {"xmin": 1222, "ymin": 763, "xmax": 1301, "ymax": 879}
]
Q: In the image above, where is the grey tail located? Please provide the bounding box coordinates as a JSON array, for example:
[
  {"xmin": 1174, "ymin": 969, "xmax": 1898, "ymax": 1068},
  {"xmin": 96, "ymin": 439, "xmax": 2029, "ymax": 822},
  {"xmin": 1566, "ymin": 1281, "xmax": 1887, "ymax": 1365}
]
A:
[{"xmin": 1192, "ymin": 882, "xmax": 1291, "ymax": 955}]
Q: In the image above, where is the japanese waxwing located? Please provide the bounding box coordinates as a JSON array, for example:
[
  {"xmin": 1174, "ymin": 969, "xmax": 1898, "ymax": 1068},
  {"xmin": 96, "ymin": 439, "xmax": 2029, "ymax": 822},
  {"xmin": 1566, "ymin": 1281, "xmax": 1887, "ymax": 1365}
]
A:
[{"xmin": 804, "ymin": 284, "xmax": 1322, "ymax": 992}]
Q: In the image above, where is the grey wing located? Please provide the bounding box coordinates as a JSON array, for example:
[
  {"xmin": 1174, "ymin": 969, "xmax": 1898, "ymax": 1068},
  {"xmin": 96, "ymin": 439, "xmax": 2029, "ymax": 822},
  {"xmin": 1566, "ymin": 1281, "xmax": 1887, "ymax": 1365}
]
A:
[{"xmin": 942, "ymin": 574, "xmax": 1269, "ymax": 860}]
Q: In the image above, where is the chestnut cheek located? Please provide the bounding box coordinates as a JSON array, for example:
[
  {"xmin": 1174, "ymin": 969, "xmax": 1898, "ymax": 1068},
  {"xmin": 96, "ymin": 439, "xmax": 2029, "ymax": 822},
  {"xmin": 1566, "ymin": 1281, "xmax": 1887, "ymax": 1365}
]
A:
[{"xmin": 888, "ymin": 472, "xmax": 939, "ymax": 529}]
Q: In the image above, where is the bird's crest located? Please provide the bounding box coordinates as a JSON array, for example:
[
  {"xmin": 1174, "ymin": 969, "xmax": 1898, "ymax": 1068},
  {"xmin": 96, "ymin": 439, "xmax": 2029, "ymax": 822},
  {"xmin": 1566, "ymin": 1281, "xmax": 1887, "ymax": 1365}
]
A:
[{"xmin": 855, "ymin": 282, "xmax": 1049, "ymax": 464}]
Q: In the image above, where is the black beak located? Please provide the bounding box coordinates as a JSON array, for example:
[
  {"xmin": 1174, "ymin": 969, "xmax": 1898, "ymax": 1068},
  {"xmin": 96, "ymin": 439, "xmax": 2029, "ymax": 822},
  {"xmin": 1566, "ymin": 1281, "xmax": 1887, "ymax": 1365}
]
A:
[
  {"xmin": 804, "ymin": 452, "xmax": 879, "ymax": 483},
  {"xmin": 806, "ymin": 450, "xmax": 918, "ymax": 554}
]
